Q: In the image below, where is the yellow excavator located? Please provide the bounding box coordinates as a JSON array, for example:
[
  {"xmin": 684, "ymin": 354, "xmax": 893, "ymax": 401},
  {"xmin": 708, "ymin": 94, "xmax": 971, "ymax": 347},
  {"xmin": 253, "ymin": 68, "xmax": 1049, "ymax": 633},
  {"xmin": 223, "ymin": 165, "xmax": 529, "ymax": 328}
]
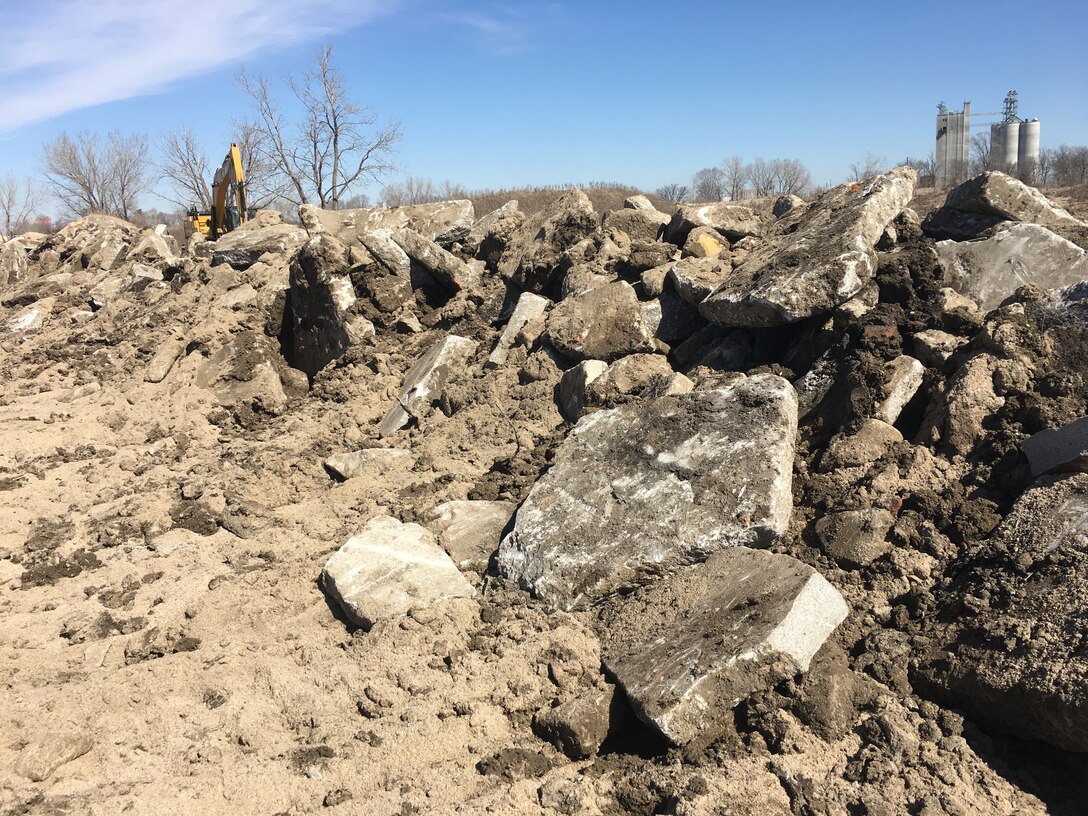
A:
[{"xmin": 184, "ymin": 143, "xmax": 249, "ymax": 239}]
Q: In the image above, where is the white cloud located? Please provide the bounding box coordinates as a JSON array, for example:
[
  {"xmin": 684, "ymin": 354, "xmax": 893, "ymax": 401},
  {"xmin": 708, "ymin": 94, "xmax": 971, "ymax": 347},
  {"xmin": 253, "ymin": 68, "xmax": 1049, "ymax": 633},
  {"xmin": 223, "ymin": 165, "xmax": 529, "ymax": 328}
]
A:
[
  {"xmin": 0, "ymin": 0, "xmax": 396, "ymax": 131},
  {"xmin": 440, "ymin": 6, "xmax": 535, "ymax": 54}
]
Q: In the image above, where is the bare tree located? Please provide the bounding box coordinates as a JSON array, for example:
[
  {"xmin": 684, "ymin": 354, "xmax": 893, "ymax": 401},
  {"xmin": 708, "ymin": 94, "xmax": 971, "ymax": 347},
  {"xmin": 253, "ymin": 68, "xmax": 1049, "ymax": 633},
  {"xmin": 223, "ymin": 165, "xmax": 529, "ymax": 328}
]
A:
[
  {"xmin": 41, "ymin": 130, "xmax": 150, "ymax": 220},
  {"xmin": 1052, "ymin": 145, "xmax": 1088, "ymax": 187},
  {"xmin": 654, "ymin": 183, "xmax": 689, "ymax": 203},
  {"xmin": 775, "ymin": 159, "xmax": 811, "ymax": 196},
  {"xmin": 691, "ymin": 167, "xmax": 726, "ymax": 201},
  {"xmin": 0, "ymin": 175, "xmax": 45, "ymax": 237},
  {"xmin": 721, "ymin": 155, "xmax": 748, "ymax": 200},
  {"xmin": 158, "ymin": 127, "xmax": 211, "ymax": 209},
  {"xmin": 238, "ymin": 45, "xmax": 401, "ymax": 209},
  {"xmin": 848, "ymin": 153, "xmax": 885, "ymax": 183},
  {"xmin": 968, "ymin": 134, "xmax": 992, "ymax": 177},
  {"xmin": 747, "ymin": 158, "xmax": 778, "ymax": 197},
  {"xmin": 1036, "ymin": 148, "xmax": 1055, "ymax": 187}
]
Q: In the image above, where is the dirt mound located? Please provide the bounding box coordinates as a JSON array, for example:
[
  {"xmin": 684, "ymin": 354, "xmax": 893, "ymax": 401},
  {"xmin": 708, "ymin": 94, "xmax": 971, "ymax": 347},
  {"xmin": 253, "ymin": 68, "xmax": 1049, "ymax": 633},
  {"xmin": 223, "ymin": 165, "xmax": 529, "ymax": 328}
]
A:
[{"xmin": 3, "ymin": 175, "xmax": 1088, "ymax": 814}]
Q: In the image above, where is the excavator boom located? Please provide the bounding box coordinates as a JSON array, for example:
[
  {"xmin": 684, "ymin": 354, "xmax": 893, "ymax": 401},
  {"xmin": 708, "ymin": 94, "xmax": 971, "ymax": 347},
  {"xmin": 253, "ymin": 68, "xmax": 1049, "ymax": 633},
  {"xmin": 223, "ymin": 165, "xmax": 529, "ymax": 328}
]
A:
[{"xmin": 184, "ymin": 143, "xmax": 248, "ymax": 240}]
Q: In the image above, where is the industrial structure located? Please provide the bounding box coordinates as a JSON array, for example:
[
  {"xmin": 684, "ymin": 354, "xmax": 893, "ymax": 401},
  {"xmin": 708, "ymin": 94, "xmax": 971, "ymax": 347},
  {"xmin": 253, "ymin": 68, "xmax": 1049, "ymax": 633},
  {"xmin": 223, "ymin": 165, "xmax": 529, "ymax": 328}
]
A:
[
  {"xmin": 934, "ymin": 91, "xmax": 1041, "ymax": 187},
  {"xmin": 935, "ymin": 101, "xmax": 971, "ymax": 188}
]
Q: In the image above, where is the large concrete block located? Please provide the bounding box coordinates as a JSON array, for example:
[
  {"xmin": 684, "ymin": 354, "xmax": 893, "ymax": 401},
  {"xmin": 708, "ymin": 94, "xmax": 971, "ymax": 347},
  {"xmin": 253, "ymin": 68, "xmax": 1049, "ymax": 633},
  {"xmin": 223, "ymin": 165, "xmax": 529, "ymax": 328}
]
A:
[
  {"xmin": 486, "ymin": 291, "xmax": 550, "ymax": 369},
  {"xmin": 498, "ymin": 374, "xmax": 798, "ymax": 610},
  {"xmin": 321, "ymin": 516, "xmax": 475, "ymax": 630},
  {"xmin": 545, "ymin": 281, "xmax": 655, "ymax": 362},
  {"xmin": 379, "ymin": 335, "xmax": 478, "ymax": 436},
  {"xmin": 1022, "ymin": 416, "xmax": 1088, "ymax": 478},
  {"xmin": 700, "ymin": 167, "xmax": 915, "ymax": 327},
  {"xmin": 597, "ymin": 547, "xmax": 848, "ymax": 745}
]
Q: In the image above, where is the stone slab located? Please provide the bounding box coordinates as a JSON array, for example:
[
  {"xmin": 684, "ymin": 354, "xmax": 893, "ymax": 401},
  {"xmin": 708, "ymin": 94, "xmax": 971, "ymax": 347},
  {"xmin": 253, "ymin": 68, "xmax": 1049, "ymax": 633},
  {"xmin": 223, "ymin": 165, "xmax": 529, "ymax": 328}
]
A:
[
  {"xmin": 498, "ymin": 373, "xmax": 798, "ymax": 610},
  {"xmin": 596, "ymin": 547, "xmax": 848, "ymax": 745},
  {"xmin": 321, "ymin": 515, "xmax": 475, "ymax": 629},
  {"xmin": 379, "ymin": 335, "xmax": 477, "ymax": 437}
]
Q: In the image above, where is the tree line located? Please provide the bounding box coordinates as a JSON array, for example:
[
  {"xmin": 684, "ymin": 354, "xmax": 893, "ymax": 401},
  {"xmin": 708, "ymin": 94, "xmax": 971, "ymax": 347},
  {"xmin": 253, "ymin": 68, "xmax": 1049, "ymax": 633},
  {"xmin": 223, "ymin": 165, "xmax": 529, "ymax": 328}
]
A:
[{"xmin": 1, "ymin": 46, "xmax": 400, "ymax": 237}]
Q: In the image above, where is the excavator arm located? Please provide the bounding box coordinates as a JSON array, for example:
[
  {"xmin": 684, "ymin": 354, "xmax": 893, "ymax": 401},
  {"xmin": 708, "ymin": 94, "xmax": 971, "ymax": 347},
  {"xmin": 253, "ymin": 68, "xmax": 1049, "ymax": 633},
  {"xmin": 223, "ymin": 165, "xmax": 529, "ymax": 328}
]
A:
[{"xmin": 209, "ymin": 143, "xmax": 248, "ymax": 239}]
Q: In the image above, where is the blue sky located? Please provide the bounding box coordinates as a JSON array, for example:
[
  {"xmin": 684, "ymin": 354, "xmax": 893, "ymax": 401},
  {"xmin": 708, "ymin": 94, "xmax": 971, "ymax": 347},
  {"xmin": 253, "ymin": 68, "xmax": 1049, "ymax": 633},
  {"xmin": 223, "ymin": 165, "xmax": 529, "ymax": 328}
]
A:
[{"xmin": 2, "ymin": 0, "xmax": 1086, "ymax": 216}]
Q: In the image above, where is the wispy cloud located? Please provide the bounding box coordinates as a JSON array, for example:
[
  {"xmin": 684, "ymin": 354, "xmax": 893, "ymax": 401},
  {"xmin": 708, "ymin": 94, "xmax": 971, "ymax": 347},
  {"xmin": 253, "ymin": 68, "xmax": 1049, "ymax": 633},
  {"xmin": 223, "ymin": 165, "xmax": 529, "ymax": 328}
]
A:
[
  {"xmin": 0, "ymin": 0, "xmax": 396, "ymax": 132},
  {"xmin": 441, "ymin": 4, "xmax": 548, "ymax": 54}
]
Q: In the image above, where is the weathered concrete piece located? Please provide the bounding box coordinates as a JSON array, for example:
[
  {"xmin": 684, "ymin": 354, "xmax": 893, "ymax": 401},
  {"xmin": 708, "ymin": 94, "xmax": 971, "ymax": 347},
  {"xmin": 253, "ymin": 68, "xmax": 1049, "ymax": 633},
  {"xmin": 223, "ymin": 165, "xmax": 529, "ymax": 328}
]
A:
[
  {"xmin": 393, "ymin": 227, "xmax": 479, "ymax": 292},
  {"xmin": 875, "ymin": 355, "xmax": 925, "ymax": 424},
  {"xmin": 669, "ymin": 256, "xmax": 732, "ymax": 307},
  {"xmin": 379, "ymin": 335, "xmax": 478, "ymax": 436},
  {"xmin": 195, "ymin": 332, "xmax": 303, "ymax": 417},
  {"xmin": 281, "ymin": 234, "xmax": 375, "ymax": 378},
  {"xmin": 357, "ymin": 228, "xmax": 412, "ymax": 277},
  {"xmin": 324, "ymin": 449, "xmax": 412, "ymax": 481},
  {"xmin": 583, "ymin": 353, "xmax": 679, "ymax": 408},
  {"xmin": 700, "ymin": 167, "xmax": 916, "ymax": 327},
  {"xmin": 486, "ymin": 291, "xmax": 550, "ymax": 368},
  {"xmin": 533, "ymin": 686, "xmax": 628, "ymax": 759},
  {"xmin": 545, "ymin": 281, "xmax": 655, "ymax": 362},
  {"xmin": 211, "ymin": 224, "xmax": 307, "ymax": 269},
  {"xmin": 428, "ymin": 500, "xmax": 516, "ymax": 572},
  {"xmin": 919, "ymin": 474, "xmax": 1088, "ymax": 752},
  {"xmin": 597, "ymin": 547, "xmax": 848, "ymax": 745},
  {"xmin": 815, "ymin": 509, "xmax": 895, "ymax": 566},
  {"xmin": 321, "ymin": 515, "xmax": 475, "ymax": 630},
  {"xmin": 301, "ymin": 200, "xmax": 475, "ymax": 248},
  {"xmin": 144, "ymin": 339, "xmax": 186, "ymax": 383},
  {"xmin": 624, "ymin": 194, "xmax": 656, "ymax": 211},
  {"xmin": 682, "ymin": 226, "xmax": 729, "ymax": 259},
  {"xmin": 558, "ymin": 360, "xmax": 608, "ymax": 421},
  {"xmin": 602, "ymin": 208, "xmax": 670, "ymax": 244},
  {"xmin": 937, "ymin": 224, "xmax": 1088, "ymax": 311},
  {"xmin": 15, "ymin": 732, "xmax": 93, "ymax": 781},
  {"xmin": 912, "ymin": 329, "xmax": 966, "ymax": 368},
  {"xmin": 664, "ymin": 203, "xmax": 763, "ymax": 245},
  {"xmin": 923, "ymin": 171, "xmax": 1088, "ymax": 245},
  {"xmin": 497, "ymin": 189, "xmax": 598, "ymax": 293},
  {"xmin": 498, "ymin": 374, "xmax": 798, "ymax": 610},
  {"xmin": 1022, "ymin": 416, "xmax": 1088, "ymax": 478}
]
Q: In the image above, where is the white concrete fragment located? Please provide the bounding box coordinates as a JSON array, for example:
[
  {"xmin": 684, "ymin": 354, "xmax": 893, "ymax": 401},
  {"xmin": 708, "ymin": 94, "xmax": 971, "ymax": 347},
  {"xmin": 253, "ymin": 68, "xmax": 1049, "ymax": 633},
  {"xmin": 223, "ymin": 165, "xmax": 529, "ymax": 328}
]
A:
[
  {"xmin": 875, "ymin": 355, "xmax": 925, "ymax": 424},
  {"xmin": 486, "ymin": 292, "xmax": 549, "ymax": 368},
  {"xmin": 379, "ymin": 335, "xmax": 478, "ymax": 437},
  {"xmin": 324, "ymin": 449, "xmax": 413, "ymax": 480},
  {"xmin": 321, "ymin": 516, "xmax": 475, "ymax": 629}
]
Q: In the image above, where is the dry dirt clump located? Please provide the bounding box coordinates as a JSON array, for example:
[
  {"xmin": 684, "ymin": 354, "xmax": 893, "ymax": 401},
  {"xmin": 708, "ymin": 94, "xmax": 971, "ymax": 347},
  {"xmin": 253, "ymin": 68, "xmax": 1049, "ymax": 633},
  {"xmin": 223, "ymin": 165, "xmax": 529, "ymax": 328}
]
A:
[{"xmin": 2, "ymin": 176, "xmax": 1088, "ymax": 815}]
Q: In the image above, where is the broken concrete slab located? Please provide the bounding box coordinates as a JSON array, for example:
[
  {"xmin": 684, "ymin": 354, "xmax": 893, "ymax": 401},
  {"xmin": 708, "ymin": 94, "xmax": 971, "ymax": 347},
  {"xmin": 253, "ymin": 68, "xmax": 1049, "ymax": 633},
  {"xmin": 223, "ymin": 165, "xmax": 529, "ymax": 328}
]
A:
[
  {"xmin": 533, "ymin": 685, "xmax": 629, "ymax": 759},
  {"xmin": 393, "ymin": 227, "xmax": 479, "ymax": 293},
  {"xmin": 602, "ymin": 207, "xmax": 670, "ymax": 244},
  {"xmin": 144, "ymin": 339, "xmax": 186, "ymax": 383},
  {"xmin": 669, "ymin": 256, "xmax": 732, "ymax": 307},
  {"xmin": 922, "ymin": 171, "xmax": 1088, "ymax": 246},
  {"xmin": 583, "ymin": 353, "xmax": 678, "ymax": 408},
  {"xmin": 557, "ymin": 360, "xmax": 608, "ymax": 421},
  {"xmin": 300, "ymin": 200, "xmax": 475, "ymax": 248},
  {"xmin": 211, "ymin": 224, "xmax": 307, "ymax": 269},
  {"xmin": 918, "ymin": 473, "xmax": 1088, "ymax": 752},
  {"xmin": 937, "ymin": 224, "xmax": 1088, "ymax": 311},
  {"xmin": 498, "ymin": 373, "xmax": 798, "ymax": 610},
  {"xmin": 497, "ymin": 189, "xmax": 598, "ymax": 293},
  {"xmin": 324, "ymin": 449, "xmax": 413, "ymax": 481},
  {"xmin": 1022, "ymin": 416, "xmax": 1088, "ymax": 478},
  {"xmin": 664, "ymin": 202, "xmax": 763, "ymax": 245},
  {"xmin": 875, "ymin": 355, "xmax": 925, "ymax": 425},
  {"xmin": 912, "ymin": 329, "xmax": 966, "ymax": 368},
  {"xmin": 195, "ymin": 331, "xmax": 303, "ymax": 418},
  {"xmin": 15, "ymin": 732, "xmax": 94, "ymax": 782},
  {"xmin": 815, "ymin": 509, "xmax": 896, "ymax": 567},
  {"xmin": 321, "ymin": 515, "xmax": 475, "ymax": 630},
  {"xmin": 379, "ymin": 334, "xmax": 478, "ymax": 437},
  {"xmin": 596, "ymin": 547, "xmax": 848, "ymax": 745},
  {"xmin": 486, "ymin": 291, "xmax": 550, "ymax": 368},
  {"xmin": 428, "ymin": 500, "xmax": 516, "ymax": 572},
  {"xmin": 545, "ymin": 281, "xmax": 655, "ymax": 362},
  {"xmin": 700, "ymin": 167, "xmax": 916, "ymax": 327}
]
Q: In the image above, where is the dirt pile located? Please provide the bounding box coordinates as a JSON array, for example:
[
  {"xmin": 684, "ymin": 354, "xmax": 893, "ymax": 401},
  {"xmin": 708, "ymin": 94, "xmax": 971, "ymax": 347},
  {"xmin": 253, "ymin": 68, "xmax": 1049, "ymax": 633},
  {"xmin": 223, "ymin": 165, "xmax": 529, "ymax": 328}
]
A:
[{"xmin": 3, "ymin": 172, "xmax": 1088, "ymax": 814}]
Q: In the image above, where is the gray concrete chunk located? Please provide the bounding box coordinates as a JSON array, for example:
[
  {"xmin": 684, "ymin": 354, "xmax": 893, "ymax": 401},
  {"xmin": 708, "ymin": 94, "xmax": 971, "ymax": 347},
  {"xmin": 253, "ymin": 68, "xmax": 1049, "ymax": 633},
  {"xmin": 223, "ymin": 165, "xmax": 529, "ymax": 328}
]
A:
[
  {"xmin": 597, "ymin": 547, "xmax": 848, "ymax": 745},
  {"xmin": 545, "ymin": 281, "xmax": 655, "ymax": 362},
  {"xmin": 324, "ymin": 449, "xmax": 412, "ymax": 481},
  {"xmin": 700, "ymin": 167, "xmax": 916, "ymax": 327},
  {"xmin": 937, "ymin": 224, "xmax": 1088, "ymax": 311},
  {"xmin": 1022, "ymin": 416, "xmax": 1088, "ymax": 478},
  {"xmin": 498, "ymin": 373, "xmax": 798, "ymax": 610},
  {"xmin": 486, "ymin": 292, "xmax": 549, "ymax": 369},
  {"xmin": 380, "ymin": 335, "xmax": 477, "ymax": 437},
  {"xmin": 428, "ymin": 500, "xmax": 516, "ymax": 572},
  {"xmin": 875, "ymin": 355, "xmax": 925, "ymax": 425},
  {"xmin": 321, "ymin": 515, "xmax": 475, "ymax": 630}
]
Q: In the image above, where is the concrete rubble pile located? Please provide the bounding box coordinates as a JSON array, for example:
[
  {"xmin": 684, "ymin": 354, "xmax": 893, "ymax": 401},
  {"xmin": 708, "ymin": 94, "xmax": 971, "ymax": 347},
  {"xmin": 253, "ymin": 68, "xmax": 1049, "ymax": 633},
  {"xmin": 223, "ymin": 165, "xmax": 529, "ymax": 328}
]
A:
[{"xmin": 4, "ymin": 170, "xmax": 1088, "ymax": 814}]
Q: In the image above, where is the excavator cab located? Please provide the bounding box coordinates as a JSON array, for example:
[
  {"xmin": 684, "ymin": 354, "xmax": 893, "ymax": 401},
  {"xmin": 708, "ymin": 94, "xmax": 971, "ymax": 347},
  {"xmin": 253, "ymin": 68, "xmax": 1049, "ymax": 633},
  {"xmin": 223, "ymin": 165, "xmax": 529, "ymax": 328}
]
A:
[{"xmin": 184, "ymin": 143, "xmax": 248, "ymax": 240}]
